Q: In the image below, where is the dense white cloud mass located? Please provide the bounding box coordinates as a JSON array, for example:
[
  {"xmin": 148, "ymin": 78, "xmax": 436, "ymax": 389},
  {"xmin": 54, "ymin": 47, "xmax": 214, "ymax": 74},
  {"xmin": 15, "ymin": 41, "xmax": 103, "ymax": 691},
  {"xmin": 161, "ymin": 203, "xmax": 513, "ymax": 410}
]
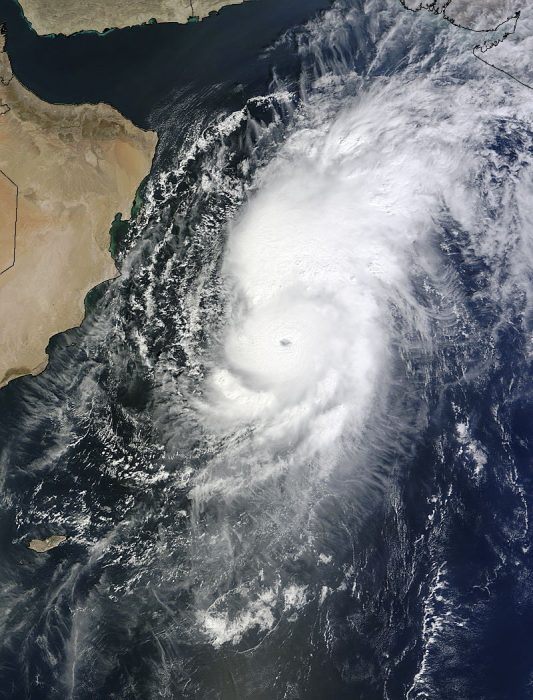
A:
[
  {"xmin": 193, "ymin": 82, "xmax": 450, "ymax": 494},
  {"xmin": 4, "ymin": 1, "xmax": 533, "ymax": 692},
  {"xmin": 169, "ymin": 0, "xmax": 533, "ymax": 645},
  {"xmin": 478, "ymin": 2, "xmax": 533, "ymax": 86},
  {"xmin": 403, "ymin": 0, "xmax": 519, "ymax": 27}
]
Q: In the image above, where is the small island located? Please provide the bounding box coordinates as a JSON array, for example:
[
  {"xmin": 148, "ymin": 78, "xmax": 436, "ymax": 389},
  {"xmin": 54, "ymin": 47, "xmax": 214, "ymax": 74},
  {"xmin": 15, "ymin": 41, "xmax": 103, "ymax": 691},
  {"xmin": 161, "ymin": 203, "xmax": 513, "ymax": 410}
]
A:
[{"xmin": 28, "ymin": 535, "xmax": 67, "ymax": 552}]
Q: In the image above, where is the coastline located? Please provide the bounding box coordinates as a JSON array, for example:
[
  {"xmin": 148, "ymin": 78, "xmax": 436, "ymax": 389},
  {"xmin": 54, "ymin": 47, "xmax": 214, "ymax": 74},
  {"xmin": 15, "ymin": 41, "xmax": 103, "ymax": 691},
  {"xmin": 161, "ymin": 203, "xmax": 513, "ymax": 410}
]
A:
[
  {"xmin": 15, "ymin": 0, "xmax": 248, "ymax": 37},
  {"xmin": 0, "ymin": 0, "xmax": 333, "ymax": 391},
  {"xmin": 84, "ymin": 174, "xmax": 150, "ymax": 316},
  {"xmin": 0, "ymin": 28, "xmax": 158, "ymax": 390}
]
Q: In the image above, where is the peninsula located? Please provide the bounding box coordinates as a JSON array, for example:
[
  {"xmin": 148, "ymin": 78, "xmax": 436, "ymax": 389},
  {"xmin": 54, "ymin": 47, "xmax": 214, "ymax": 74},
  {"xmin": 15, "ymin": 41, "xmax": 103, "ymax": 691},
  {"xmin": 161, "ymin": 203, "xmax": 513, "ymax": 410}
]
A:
[
  {"xmin": 0, "ymin": 27, "xmax": 157, "ymax": 389},
  {"xmin": 17, "ymin": 0, "xmax": 247, "ymax": 35},
  {"xmin": 400, "ymin": 0, "xmax": 519, "ymax": 31}
]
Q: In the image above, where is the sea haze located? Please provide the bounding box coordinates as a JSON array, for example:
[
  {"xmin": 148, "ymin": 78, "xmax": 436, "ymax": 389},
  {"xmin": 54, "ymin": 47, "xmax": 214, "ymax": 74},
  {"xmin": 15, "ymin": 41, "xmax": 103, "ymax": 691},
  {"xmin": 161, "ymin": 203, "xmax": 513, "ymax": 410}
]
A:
[{"xmin": 0, "ymin": 0, "xmax": 532, "ymax": 698}]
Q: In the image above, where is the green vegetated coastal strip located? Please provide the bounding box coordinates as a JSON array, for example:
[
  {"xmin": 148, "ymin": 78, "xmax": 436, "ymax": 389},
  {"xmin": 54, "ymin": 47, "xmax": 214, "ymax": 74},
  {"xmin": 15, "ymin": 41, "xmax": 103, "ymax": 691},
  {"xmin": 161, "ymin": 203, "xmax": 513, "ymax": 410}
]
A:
[{"xmin": 85, "ymin": 176, "xmax": 151, "ymax": 315}]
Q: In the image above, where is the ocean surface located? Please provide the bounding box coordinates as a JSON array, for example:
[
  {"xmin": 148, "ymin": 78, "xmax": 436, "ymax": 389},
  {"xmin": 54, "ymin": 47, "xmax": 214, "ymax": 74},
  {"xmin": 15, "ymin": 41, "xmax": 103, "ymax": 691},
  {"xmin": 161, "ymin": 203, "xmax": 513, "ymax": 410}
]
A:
[
  {"xmin": 1, "ymin": 0, "xmax": 331, "ymax": 127},
  {"xmin": 1, "ymin": 0, "xmax": 532, "ymax": 698}
]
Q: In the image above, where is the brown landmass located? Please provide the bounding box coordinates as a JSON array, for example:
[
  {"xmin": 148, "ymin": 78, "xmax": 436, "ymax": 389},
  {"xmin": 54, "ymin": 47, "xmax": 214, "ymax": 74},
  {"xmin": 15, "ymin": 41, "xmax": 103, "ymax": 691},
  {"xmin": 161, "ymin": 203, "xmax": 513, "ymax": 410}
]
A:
[
  {"xmin": 0, "ymin": 169, "xmax": 17, "ymax": 274},
  {"xmin": 0, "ymin": 28, "xmax": 157, "ymax": 389},
  {"xmin": 17, "ymin": 0, "xmax": 246, "ymax": 35},
  {"xmin": 28, "ymin": 535, "xmax": 67, "ymax": 552}
]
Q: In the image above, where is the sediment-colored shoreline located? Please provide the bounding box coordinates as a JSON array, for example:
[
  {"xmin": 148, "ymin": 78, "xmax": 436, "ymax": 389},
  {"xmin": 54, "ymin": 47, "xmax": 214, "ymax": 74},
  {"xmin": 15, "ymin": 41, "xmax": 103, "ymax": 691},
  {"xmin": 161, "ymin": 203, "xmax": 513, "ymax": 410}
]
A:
[
  {"xmin": 0, "ymin": 27, "xmax": 158, "ymax": 390},
  {"xmin": 17, "ymin": 0, "xmax": 247, "ymax": 36}
]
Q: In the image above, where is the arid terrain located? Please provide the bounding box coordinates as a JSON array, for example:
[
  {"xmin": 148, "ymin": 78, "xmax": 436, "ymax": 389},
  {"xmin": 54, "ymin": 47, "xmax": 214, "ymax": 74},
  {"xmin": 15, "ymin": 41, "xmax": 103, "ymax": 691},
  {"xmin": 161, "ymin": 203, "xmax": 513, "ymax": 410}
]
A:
[
  {"xmin": 18, "ymin": 0, "xmax": 246, "ymax": 35},
  {"xmin": 0, "ymin": 29, "xmax": 157, "ymax": 389},
  {"xmin": 0, "ymin": 168, "xmax": 17, "ymax": 274}
]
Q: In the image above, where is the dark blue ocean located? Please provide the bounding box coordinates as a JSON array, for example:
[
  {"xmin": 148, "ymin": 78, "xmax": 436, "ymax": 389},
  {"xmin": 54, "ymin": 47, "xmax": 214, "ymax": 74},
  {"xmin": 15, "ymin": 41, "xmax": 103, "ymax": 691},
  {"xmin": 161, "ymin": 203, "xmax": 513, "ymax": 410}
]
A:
[{"xmin": 0, "ymin": 0, "xmax": 532, "ymax": 698}]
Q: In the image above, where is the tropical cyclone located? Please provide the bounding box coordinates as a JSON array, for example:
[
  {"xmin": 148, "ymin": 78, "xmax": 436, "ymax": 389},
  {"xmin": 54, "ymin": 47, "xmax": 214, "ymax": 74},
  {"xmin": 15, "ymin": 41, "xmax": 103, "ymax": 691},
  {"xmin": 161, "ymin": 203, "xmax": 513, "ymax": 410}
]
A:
[
  {"xmin": 17, "ymin": 0, "xmax": 246, "ymax": 35},
  {"xmin": 0, "ymin": 29, "xmax": 157, "ymax": 389}
]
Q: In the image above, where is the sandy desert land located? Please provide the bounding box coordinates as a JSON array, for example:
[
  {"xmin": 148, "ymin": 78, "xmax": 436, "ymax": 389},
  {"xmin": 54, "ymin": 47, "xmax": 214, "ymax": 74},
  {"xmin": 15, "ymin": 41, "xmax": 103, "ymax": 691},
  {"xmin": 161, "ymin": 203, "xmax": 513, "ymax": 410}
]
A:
[
  {"xmin": 0, "ymin": 28, "xmax": 157, "ymax": 389},
  {"xmin": 18, "ymin": 0, "xmax": 246, "ymax": 35}
]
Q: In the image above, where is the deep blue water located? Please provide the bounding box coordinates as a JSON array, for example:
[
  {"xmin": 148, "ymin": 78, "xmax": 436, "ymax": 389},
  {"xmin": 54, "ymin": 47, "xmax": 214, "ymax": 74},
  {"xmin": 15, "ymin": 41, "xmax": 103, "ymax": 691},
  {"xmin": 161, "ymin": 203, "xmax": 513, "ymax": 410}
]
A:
[
  {"xmin": 1, "ymin": 0, "xmax": 332, "ymax": 128},
  {"xmin": 0, "ymin": 1, "xmax": 532, "ymax": 699}
]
